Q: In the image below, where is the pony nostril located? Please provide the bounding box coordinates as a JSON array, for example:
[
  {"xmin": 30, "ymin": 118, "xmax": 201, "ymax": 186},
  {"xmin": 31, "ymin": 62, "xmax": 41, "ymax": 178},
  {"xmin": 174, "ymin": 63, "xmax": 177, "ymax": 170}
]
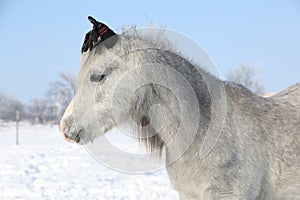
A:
[
  {"xmin": 75, "ymin": 134, "xmax": 81, "ymax": 143},
  {"xmin": 75, "ymin": 128, "xmax": 84, "ymax": 143}
]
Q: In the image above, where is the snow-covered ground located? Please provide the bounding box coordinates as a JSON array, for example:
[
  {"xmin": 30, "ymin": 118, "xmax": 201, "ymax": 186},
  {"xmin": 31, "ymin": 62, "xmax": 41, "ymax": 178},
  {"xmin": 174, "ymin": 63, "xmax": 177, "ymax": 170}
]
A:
[{"xmin": 0, "ymin": 122, "xmax": 178, "ymax": 200}]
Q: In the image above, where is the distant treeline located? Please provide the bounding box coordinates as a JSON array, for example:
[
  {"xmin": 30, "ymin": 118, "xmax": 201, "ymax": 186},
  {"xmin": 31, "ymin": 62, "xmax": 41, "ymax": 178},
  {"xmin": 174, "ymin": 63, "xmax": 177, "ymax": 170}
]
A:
[{"xmin": 0, "ymin": 72, "xmax": 75, "ymax": 124}]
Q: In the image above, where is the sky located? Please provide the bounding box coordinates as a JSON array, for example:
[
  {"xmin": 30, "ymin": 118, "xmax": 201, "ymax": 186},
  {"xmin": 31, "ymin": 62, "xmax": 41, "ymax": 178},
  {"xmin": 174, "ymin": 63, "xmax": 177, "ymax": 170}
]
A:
[{"xmin": 0, "ymin": 0, "xmax": 299, "ymax": 102}]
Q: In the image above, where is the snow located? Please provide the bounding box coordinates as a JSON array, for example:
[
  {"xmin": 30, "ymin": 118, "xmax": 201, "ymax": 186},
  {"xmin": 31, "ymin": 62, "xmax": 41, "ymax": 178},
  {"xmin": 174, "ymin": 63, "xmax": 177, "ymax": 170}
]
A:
[{"xmin": 0, "ymin": 122, "xmax": 179, "ymax": 200}]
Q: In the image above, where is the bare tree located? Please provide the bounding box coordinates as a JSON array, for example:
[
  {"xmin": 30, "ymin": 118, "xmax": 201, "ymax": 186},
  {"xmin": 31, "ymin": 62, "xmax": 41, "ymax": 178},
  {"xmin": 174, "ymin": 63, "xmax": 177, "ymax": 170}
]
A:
[
  {"xmin": 0, "ymin": 91, "xmax": 25, "ymax": 121},
  {"xmin": 0, "ymin": 71, "xmax": 76, "ymax": 123},
  {"xmin": 226, "ymin": 65, "xmax": 265, "ymax": 95},
  {"xmin": 47, "ymin": 71, "xmax": 76, "ymax": 124},
  {"xmin": 27, "ymin": 98, "xmax": 48, "ymax": 124}
]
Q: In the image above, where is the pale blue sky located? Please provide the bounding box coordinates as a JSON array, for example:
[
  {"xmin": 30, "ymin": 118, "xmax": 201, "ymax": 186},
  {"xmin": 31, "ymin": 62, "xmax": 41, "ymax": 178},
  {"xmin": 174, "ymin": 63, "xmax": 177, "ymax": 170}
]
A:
[{"xmin": 0, "ymin": 0, "xmax": 299, "ymax": 102}]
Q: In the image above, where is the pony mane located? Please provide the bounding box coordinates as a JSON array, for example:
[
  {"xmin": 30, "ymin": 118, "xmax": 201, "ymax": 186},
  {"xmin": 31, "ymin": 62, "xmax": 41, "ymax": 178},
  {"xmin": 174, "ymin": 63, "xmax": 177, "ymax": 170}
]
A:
[
  {"xmin": 121, "ymin": 26, "xmax": 175, "ymax": 51},
  {"xmin": 136, "ymin": 115, "xmax": 165, "ymax": 158},
  {"xmin": 128, "ymin": 83, "xmax": 168, "ymax": 158},
  {"xmin": 118, "ymin": 26, "xmax": 216, "ymax": 80}
]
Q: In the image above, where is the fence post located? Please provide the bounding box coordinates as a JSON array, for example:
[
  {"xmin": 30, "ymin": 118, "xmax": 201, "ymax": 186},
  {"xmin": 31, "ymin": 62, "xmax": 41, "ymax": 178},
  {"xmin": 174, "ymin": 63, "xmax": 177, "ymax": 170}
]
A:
[{"xmin": 16, "ymin": 110, "xmax": 19, "ymax": 145}]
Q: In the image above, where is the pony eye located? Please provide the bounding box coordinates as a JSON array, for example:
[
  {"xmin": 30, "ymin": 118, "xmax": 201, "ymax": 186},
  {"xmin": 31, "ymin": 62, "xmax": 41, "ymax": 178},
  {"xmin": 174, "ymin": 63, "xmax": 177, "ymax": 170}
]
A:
[{"xmin": 90, "ymin": 74, "xmax": 105, "ymax": 82}]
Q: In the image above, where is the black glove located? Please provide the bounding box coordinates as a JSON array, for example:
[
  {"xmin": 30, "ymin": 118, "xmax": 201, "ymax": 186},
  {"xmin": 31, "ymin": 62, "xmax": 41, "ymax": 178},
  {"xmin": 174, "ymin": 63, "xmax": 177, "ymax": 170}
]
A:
[
  {"xmin": 81, "ymin": 16, "xmax": 117, "ymax": 53},
  {"xmin": 81, "ymin": 28, "xmax": 99, "ymax": 53},
  {"xmin": 81, "ymin": 16, "xmax": 101, "ymax": 53}
]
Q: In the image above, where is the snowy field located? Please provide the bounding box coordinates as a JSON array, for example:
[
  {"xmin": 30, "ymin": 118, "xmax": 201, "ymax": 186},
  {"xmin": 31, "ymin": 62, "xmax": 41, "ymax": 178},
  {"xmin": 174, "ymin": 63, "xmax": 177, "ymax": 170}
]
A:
[{"xmin": 0, "ymin": 122, "xmax": 178, "ymax": 200}]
